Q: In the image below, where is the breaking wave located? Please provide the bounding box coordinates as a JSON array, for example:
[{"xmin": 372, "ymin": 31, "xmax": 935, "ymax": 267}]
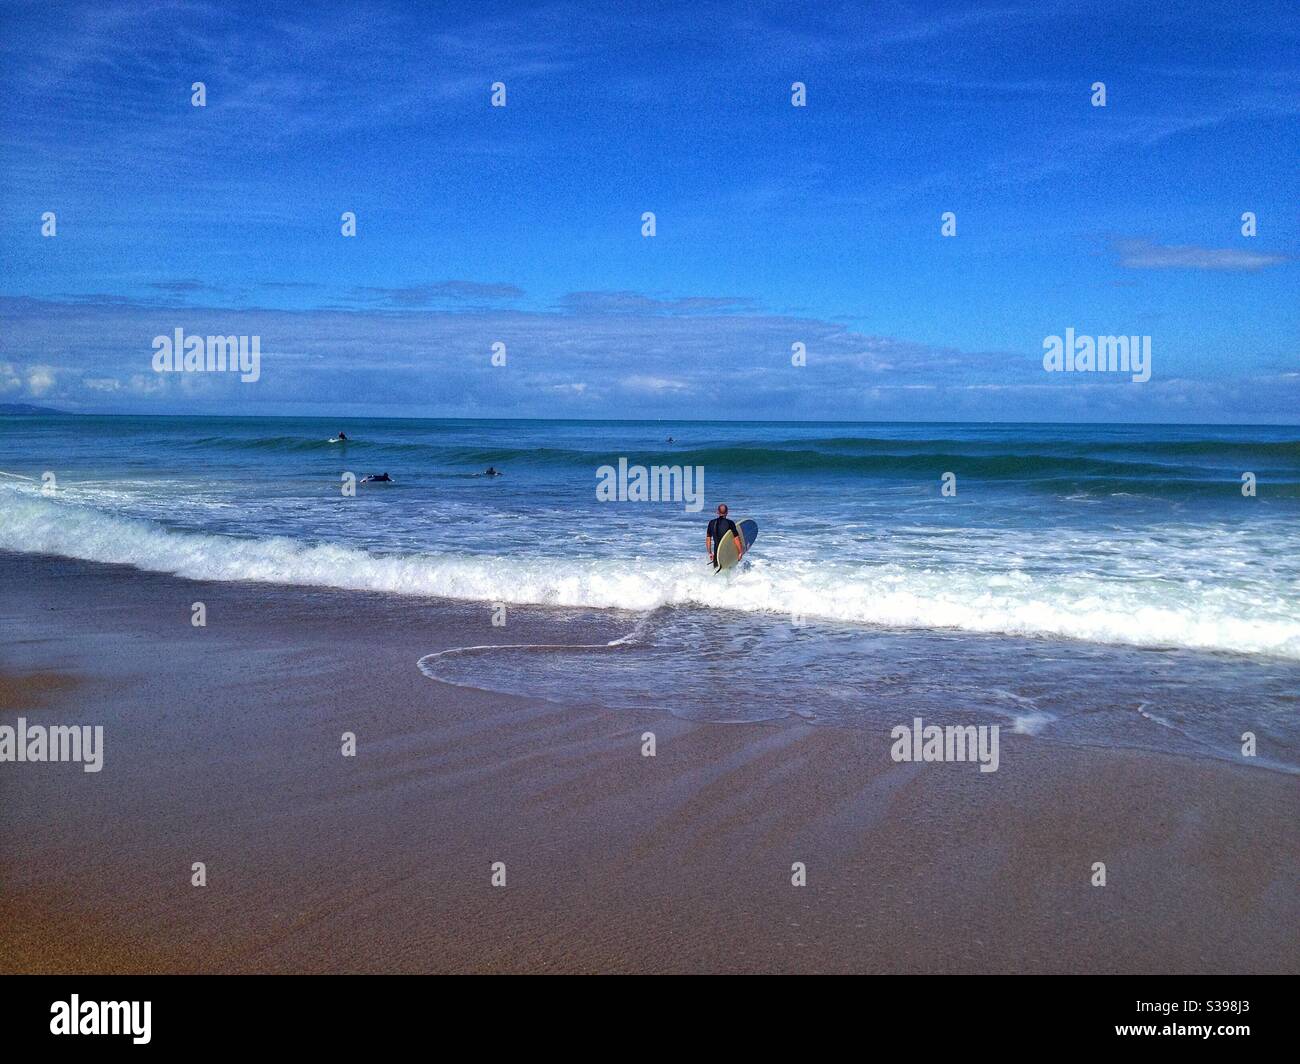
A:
[{"xmin": 4, "ymin": 488, "xmax": 1298, "ymax": 660}]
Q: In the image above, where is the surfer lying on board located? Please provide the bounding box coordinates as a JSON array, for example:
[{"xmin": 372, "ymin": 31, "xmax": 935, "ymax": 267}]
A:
[
  {"xmin": 360, "ymin": 472, "xmax": 391, "ymax": 483},
  {"xmin": 706, "ymin": 503, "xmax": 741, "ymax": 568}
]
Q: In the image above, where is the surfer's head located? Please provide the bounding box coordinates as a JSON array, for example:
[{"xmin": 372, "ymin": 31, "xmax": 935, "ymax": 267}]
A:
[{"xmin": 717, "ymin": 503, "xmax": 728, "ymax": 516}]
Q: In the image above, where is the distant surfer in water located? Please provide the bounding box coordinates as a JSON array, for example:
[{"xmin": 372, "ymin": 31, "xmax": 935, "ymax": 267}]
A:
[
  {"xmin": 360, "ymin": 472, "xmax": 391, "ymax": 483},
  {"xmin": 706, "ymin": 503, "xmax": 741, "ymax": 569},
  {"xmin": 336, "ymin": 431, "xmax": 348, "ymax": 441},
  {"xmin": 484, "ymin": 466, "xmax": 501, "ymax": 477}
]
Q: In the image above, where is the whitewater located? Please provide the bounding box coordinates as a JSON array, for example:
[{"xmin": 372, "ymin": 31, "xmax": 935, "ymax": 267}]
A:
[{"xmin": 3, "ymin": 484, "xmax": 1298, "ymax": 660}]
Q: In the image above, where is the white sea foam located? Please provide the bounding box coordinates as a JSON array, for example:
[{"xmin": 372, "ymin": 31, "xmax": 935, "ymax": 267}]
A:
[
  {"xmin": 3, "ymin": 490, "xmax": 1300, "ymax": 660},
  {"xmin": 1011, "ymin": 712, "xmax": 1055, "ymax": 735}
]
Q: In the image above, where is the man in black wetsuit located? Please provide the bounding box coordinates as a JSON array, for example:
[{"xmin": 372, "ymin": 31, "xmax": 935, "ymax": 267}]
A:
[{"xmin": 706, "ymin": 503, "xmax": 741, "ymax": 568}]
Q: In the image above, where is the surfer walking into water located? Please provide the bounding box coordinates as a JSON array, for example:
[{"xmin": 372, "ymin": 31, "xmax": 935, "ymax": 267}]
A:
[{"xmin": 706, "ymin": 503, "xmax": 741, "ymax": 569}]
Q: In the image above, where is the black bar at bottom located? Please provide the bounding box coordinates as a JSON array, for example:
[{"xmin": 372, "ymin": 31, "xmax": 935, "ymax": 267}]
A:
[{"xmin": 0, "ymin": 974, "xmax": 1289, "ymax": 1051}]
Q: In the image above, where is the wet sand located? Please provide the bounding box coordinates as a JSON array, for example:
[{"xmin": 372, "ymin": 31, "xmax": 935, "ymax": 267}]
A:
[{"xmin": 1, "ymin": 550, "xmax": 1296, "ymax": 973}]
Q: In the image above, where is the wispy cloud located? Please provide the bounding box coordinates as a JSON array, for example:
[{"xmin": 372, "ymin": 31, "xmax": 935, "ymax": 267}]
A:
[
  {"xmin": 560, "ymin": 292, "xmax": 755, "ymax": 315},
  {"xmin": 1115, "ymin": 238, "xmax": 1290, "ymax": 271},
  {"xmin": 350, "ymin": 281, "xmax": 526, "ymax": 308},
  {"xmin": 149, "ymin": 279, "xmax": 225, "ymax": 295}
]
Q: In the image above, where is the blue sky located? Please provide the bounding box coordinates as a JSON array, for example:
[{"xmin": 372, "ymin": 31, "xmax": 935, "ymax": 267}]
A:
[{"xmin": 1, "ymin": 0, "xmax": 1297, "ymax": 421}]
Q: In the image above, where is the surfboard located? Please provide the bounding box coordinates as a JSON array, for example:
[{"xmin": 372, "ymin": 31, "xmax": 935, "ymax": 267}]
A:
[
  {"xmin": 715, "ymin": 519, "xmax": 758, "ymax": 572},
  {"xmin": 715, "ymin": 530, "xmax": 739, "ymax": 571}
]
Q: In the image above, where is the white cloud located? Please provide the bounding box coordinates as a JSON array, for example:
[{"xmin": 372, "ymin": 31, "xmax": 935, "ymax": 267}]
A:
[
  {"xmin": 82, "ymin": 376, "xmax": 122, "ymax": 392},
  {"xmin": 127, "ymin": 374, "xmax": 167, "ymax": 395},
  {"xmin": 621, "ymin": 375, "xmax": 691, "ymax": 394},
  {"xmin": 25, "ymin": 365, "xmax": 56, "ymax": 396}
]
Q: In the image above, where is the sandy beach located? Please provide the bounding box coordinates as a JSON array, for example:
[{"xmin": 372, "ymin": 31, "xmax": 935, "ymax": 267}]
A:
[{"xmin": 1, "ymin": 548, "xmax": 1296, "ymax": 974}]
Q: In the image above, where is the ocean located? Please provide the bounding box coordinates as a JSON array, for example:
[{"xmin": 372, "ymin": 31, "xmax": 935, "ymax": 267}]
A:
[{"xmin": 3, "ymin": 414, "xmax": 1298, "ymax": 771}]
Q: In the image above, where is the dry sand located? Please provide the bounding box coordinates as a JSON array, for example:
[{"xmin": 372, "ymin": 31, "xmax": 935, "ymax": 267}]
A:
[{"xmin": 1, "ymin": 550, "xmax": 1295, "ymax": 973}]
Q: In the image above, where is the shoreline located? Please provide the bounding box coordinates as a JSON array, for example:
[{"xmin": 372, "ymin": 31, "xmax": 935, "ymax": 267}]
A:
[{"xmin": 2, "ymin": 549, "xmax": 1296, "ymax": 973}]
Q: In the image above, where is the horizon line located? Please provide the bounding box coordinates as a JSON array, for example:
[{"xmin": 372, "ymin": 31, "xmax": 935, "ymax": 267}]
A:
[{"xmin": 5, "ymin": 407, "xmax": 1299, "ymax": 430}]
